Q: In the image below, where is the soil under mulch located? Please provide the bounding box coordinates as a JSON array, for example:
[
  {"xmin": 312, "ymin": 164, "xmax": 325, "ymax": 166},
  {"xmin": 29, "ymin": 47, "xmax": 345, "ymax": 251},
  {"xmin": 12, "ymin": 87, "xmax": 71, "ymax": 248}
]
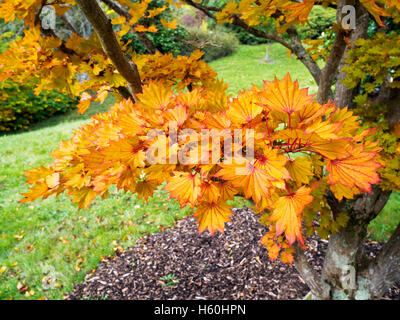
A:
[{"xmin": 67, "ymin": 208, "xmax": 400, "ymax": 300}]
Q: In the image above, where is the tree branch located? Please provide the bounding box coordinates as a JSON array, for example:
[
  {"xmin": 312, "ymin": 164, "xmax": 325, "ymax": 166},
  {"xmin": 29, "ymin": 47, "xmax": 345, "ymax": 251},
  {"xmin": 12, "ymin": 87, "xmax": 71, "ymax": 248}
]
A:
[
  {"xmin": 334, "ymin": 1, "xmax": 370, "ymax": 108},
  {"xmin": 100, "ymin": 0, "xmax": 157, "ymax": 54},
  {"xmin": 76, "ymin": 0, "xmax": 142, "ymax": 97},
  {"xmin": 60, "ymin": 14, "xmax": 80, "ymax": 36},
  {"xmin": 316, "ymin": 0, "xmax": 353, "ymax": 104},
  {"xmin": 286, "ymin": 27, "xmax": 321, "ymax": 85},
  {"xmin": 368, "ymin": 222, "xmax": 400, "ymax": 298},
  {"xmin": 293, "ymin": 244, "xmax": 331, "ymax": 299},
  {"xmin": 182, "ymin": 0, "xmax": 321, "ymax": 85}
]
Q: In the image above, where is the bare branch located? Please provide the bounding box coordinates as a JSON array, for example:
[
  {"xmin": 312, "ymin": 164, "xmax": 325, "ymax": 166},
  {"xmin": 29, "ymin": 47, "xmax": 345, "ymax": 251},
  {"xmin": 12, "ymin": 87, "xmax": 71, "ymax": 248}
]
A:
[
  {"xmin": 293, "ymin": 244, "xmax": 331, "ymax": 299},
  {"xmin": 286, "ymin": 27, "xmax": 321, "ymax": 85},
  {"xmin": 76, "ymin": 0, "xmax": 142, "ymax": 97},
  {"xmin": 316, "ymin": 0, "xmax": 353, "ymax": 104},
  {"xmin": 60, "ymin": 14, "xmax": 80, "ymax": 35}
]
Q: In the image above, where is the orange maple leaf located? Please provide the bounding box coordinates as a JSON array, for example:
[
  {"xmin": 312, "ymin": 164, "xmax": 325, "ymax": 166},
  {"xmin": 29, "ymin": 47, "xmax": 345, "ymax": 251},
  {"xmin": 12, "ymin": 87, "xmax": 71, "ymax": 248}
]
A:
[
  {"xmin": 269, "ymin": 186, "xmax": 314, "ymax": 245},
  {"xmin": 137, "ymin": 82, "xmax": 173, "ymax": 111},
  {"xmin": 215, "ymin": 157, "xmax": 272, "ymax": 203},
  {"xmin": 326, "ymin": 146, "xmax": 382, "ymax": 193},
  {"xmin": 227, "ymin": 91, "xmax": 263, "ymax": 125},
  {"xmin": 194, "ymin": 201, "xmax": 232, "ymax": 235},
  {"xmin": 164, "ymin": 172, "xmax": 202, "ymax": 207},
  {"xmin": 259, "ymin": 73, "xmax": 314, "ymax": 115}
]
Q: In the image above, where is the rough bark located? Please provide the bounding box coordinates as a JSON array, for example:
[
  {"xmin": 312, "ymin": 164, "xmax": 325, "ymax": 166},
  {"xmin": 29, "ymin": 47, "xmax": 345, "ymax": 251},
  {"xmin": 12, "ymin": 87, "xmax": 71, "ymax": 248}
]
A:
[
  {"xmin": 366, "ymin": 222, "xmax": 400, "ymax": 298},
  {"xmin": 76, "ymin": 0, "xmax": 142, "ymax": 97},
  {"xmin": 293, "ymin": 244, "xmax": 330, "ymax": 299},
  {"xmin": 322, "ymin": 186, "xmax": 392, "ymax": 299},
  {"xmin": 316, "ymin": 0, "xmax": 350, "ymax": 103},
  {"xmin": 334, "ymin": 2, "xmax": 370, "ymax": 108}
]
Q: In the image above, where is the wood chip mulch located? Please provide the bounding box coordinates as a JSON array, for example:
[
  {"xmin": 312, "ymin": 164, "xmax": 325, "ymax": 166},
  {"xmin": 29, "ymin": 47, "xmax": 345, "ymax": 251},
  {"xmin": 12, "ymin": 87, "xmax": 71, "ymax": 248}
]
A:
[{"xmin": 66, "ymin": 208, "xmax": 400, "ymax": 300}]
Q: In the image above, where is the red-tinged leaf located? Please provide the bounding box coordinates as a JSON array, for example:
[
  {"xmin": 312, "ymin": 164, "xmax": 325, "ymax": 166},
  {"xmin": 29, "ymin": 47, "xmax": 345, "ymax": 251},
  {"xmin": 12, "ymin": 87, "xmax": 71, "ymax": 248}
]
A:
[
  {"xmin": 164, "ymin": 172, "xmax": 201, "ymax": 207},
  {"xmin": 259, "ymin": 73, "xmax": 314, "ymax": 115},
  {"xmin": 215, "ymin": 158, "xmax": 272, "ymax": 203},
  {"xmin": 269, "ymin": 186, "xmax": 314, "ymax": 245},
  {"xmin": 326, "ymin": 146, "xmax": 382, "ymax": 193}
]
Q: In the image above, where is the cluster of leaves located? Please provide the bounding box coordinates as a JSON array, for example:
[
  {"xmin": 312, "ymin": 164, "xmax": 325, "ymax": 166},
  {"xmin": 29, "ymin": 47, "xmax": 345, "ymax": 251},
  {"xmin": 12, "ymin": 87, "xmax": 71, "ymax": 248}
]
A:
[
  {"xmin": 0, "ymin": 0, "xmax": 213, "ymax": 115},
  {"xmin": 302, "ymin": 39, "xmax": 329, "ymax": 62},
  {"xmin": 0, "ymin": 80, "xmax": 78, "ymax": 132},
  {"xmin": 296, "ymin": 5, "xmax": 336, "ymax": 40},
  {"xmin": 342, "ymin": 33, "xmax": 400, "ymax": 93},
  {"xmin": 76, "ymin": 50, "xmax": 218, "ymax": 114},
  {"xmin": 21, "ymin": 75, "xmax": 382, "ymax": 264},
  {"xmin": 341, "ymin": 32, "xmax": 400, "ymax": 192},
  {"xmin": 213, "ymin": 0, "xmax": 400, "ymax": 33}
]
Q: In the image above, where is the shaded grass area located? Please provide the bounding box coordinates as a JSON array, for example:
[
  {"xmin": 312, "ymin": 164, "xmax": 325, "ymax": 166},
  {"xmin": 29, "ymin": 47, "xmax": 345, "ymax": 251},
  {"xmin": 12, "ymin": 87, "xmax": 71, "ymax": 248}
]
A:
[
  {"xmin": 368, "ymin": 192, "xmax": 400, "ymax": 242},
  {"xmin": 0, "ymin": 44, "xmax": 398, "ymax": 300}
]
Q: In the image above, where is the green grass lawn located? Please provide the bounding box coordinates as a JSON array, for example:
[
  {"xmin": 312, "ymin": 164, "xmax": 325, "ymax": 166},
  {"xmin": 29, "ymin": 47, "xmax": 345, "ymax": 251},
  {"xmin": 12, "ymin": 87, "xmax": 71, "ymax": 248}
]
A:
[
  {"xmin": 209, "ymin": 43, "xmax": 320, "ymax": 95},
  {"xmin": 0, "ymin": 44, "xmax": 398, "ymax": 300},
  {"xmin": 0, "ymin": 96, "xmax": 193, "ymax": 299}
]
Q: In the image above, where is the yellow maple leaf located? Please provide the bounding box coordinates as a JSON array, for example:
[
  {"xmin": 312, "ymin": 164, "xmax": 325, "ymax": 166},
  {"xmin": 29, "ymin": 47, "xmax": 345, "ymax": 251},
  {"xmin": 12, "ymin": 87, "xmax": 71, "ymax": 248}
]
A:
[
  {"xmin": 69, "ymin": 187, "xmax": 98, "ymax": 209},
  {"xmin": 326, "ymin": 146, "xmax": 382, "ymax": 193},
  {"xmin": 194, "ymin": 201, "xmax": 232, "ymax": 235},
  {"xmin": 138, "ymin": 82, "xmax": 173, "ymax": 111},
  {"xmin": 286, "ymin": 157, "xmax": 314, "ymax": 185},
  {"xmin": 269, "ymin": 186, "xmax": 314, "ymax": 245},
  {"xmin": 160, "ymin": 18, "xmax": 177, "ymax": 29},
  {"xmin": 259, "ymin": 73, "xmax": 314, "ymax": 115},
  {"xmin": 164, "ymin": 172, "xmax": 202, "ymax": 207}
]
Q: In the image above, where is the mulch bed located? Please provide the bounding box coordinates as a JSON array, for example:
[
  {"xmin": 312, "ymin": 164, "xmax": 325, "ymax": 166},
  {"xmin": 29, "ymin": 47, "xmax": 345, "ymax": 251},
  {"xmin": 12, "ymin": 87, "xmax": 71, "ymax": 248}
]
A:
[{"xmin": 67, "ymin": 207, "xmax": 400, "ymax": 300}]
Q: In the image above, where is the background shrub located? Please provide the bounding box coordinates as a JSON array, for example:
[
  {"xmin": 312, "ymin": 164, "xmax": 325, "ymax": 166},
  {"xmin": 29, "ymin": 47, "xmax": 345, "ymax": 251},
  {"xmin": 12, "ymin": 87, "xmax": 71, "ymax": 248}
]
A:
[
  {"xmin": 184, "ymin": 25, "xmax": 240, "ymax": 62},
  {"xmin": 223, "ymin": 24, "xmax": 268, "ymax": 45},
  {"xmin": 297, "ymin": 5, "xmax": 336, "ymax": 40},
  {"xmin": 0, "ymin": 80, "xmax": 78, "ymax": 133}
]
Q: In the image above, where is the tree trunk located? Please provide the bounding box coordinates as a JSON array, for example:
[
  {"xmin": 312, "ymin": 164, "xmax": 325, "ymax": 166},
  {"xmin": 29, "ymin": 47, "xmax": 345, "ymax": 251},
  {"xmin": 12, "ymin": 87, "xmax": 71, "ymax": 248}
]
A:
[
  {"xmin": 333, "ymin": 3, "xmax": 369, "ymax": 107},
  {"xmin": 322, "ymin": 186, "xmax": 392, "ymax": 299},
  {"xmin": 294, "ymin": 186, "xmax": 395, "ymax": 300}
]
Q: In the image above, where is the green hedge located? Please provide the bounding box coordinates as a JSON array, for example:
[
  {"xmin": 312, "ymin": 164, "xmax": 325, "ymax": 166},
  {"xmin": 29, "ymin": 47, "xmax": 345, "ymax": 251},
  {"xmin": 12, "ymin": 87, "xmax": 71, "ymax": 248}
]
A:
[
  {"xmin": 0, "ymin": 80, "xmax": 78, "ymax": 133},
  {"xmin": 297, "ymin": 5, "xmax": 336, "ymax": 40}
]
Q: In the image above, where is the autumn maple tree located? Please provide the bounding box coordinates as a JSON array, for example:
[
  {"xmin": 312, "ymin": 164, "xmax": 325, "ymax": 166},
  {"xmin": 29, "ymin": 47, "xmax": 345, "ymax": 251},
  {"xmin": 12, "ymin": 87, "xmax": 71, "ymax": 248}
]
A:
[{"xmin": 1, "ymin": 0, "xmax": 399, "ymax": 299}]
